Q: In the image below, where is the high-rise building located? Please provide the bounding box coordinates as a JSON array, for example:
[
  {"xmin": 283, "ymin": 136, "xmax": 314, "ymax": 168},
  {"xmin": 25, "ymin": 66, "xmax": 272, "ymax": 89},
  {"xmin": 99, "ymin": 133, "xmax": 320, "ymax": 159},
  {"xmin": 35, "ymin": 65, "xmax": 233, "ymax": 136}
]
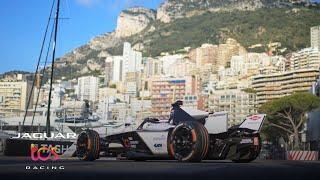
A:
[
  {"xmin": 252, "ymin": 69, "xmax": 319, "ymax": 105},
  {"xmin": 122, "ymin": 42, "xmax": 142, "ymax": 81},
  {"xmin": 290, "ymin": 47, "xmax": 320, "ymax": 70},
  {"xmin": 98, "ymin": 87, "xmax": 117, "ymax": 103},
  {"xmin": 183, "ymin": 95, "xmax": 199, "ymax": 109},
  {"xmin": 97, "ymin": 97, "xmax": 127, "ymax": 121},
  {"xmin": 125, "ymin": 72, "xmax": 140, "ymax": 97},
  {"xmin": 32, "ymin": 82, "xmax": 65, "ymax": 109},
  {"xmin": 51, "ymin": 84, "xmax": 64, "ymax": 108},
  {"xmin": 166, "ymin": 59, "xmax": 196, "ymax": 77},
  {"xmin": 77, "ymin": 76, "xmax": 99, "ymax": 102},
  {"xmin": 144, "ymin": 57, "xmax": 163, "ymax": 78},
  {"xmin": 208, "ymin": 88, "xmax": 256, "ymax": 125},
  {"xmin": 160, "ymin": 54, "xmax": 185, "ymax": 75},
  {"xmin": 105, "ymin": 57, "xmax": 114, "ymax": 85},
  {"xmin": 230, "ymin": 55, "xmax": 245, "ymax": 75},
  {"xmin": 107, "ymin": 42, "xmax": 143, "ymax": 84},
  {"xmin": 0, "ymin": 75, "xmax": 32, "ymax": 118},
  {"xmin": 195, "ymin": 44, "xmax": 218, "ymax": 68},
  {"xmin": 150, "ymin": 76, "xmax": 199, "ymax": 118},
  {"xmin": 216, "ymin": 38, "xmax": 245, "ymax": 71},
  {"xmin": 219, "ymin": 53, "xmax": 273, "ymax": 79},
  {"xmin": 109, "ymin": 56, "xmax": 123, "ymax": 83},
  {"xmin": 129, "ymin": 97, "xmax": 152, "ymax": 120},
  {"xmin": 151, "ymin": 77, "xmax": 187, "ymax": 119},
  {"xmin": 311, "ymin": 25, "xmax": 320, "ymax": 49},
  {"xmin": 185, "ymin": 75, "xmax": 199, "ymax": 95},
  {"xmin": 239, "ymin": 53, "xmax": 272, "ymax": 76}
]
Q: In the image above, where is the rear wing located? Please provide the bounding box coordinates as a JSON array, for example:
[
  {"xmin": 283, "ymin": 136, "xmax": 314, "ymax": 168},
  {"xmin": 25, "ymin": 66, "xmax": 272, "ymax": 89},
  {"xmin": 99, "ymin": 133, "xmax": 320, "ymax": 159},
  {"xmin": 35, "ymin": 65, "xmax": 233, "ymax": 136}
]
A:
[{"xmin": 239, "ymin": 114, "xmax": 266, "ymax": 132}]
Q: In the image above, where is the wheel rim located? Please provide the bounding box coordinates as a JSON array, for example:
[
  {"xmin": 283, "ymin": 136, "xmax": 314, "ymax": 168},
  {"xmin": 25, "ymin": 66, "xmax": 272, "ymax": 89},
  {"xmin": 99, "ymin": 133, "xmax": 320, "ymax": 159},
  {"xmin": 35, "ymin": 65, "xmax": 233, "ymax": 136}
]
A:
[
  {"xmin": 77, "ymin": 132, "xmax": 89, "ymax": 158},
  {"xmin": 172, "ymin": 127, "xmax": 194, "ymax": 160}
]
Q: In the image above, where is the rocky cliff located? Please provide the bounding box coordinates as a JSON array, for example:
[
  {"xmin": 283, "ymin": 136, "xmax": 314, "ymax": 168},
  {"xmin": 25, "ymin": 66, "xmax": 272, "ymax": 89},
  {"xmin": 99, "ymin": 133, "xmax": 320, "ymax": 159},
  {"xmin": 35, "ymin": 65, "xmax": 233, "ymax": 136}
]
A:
[
  {"xmin": 156, "ymin": 0, "xmax": 290, "ymax": 23},
  {"xmin": 115, "ymin": 7, "xmax": 156, "ymax": 37}
]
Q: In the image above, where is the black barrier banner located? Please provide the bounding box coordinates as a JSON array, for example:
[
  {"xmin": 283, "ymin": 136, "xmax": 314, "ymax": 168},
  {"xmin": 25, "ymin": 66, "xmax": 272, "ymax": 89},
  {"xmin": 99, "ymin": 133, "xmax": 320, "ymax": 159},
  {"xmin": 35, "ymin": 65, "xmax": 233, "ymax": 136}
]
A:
[{"xmin": 4, "ymin": 139, "xmax": 74, "ymax": 156}]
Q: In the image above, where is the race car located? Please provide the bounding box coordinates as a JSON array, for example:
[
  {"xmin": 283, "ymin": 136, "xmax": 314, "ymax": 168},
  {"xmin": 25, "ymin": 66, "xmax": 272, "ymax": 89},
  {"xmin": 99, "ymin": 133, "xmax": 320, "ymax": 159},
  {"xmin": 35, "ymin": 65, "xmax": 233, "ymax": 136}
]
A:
[{"xmin": 76, "ymin": 101, "xmax": 265, "ymax": 162}]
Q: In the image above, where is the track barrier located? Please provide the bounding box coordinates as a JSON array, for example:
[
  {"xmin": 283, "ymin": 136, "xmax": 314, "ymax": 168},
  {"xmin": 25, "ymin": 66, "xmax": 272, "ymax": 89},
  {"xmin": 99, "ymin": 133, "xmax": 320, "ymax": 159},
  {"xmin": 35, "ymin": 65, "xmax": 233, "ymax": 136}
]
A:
[{"xmin": 287, "ymin": 151, "xmax": 318, "ymax": 161}]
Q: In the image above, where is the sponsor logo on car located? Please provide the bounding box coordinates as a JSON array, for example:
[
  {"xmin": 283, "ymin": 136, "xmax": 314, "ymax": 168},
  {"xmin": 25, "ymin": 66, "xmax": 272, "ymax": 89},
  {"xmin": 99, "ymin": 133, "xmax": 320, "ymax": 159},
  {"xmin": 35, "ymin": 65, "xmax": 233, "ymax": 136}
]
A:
[
  {"xmin": 240, "ymin": 139, "xmax": 253, "ymax": 144},
  {"xmin": 248, "ymin": 115, "xmax": 261, "ymax": 121},
  {"xmin": 129, "ymin": 140, "xmax": 139, "ymax": 145},
  {"xmin": 154, "ymin": 143, "xmax": 162, "ymax": 148}
]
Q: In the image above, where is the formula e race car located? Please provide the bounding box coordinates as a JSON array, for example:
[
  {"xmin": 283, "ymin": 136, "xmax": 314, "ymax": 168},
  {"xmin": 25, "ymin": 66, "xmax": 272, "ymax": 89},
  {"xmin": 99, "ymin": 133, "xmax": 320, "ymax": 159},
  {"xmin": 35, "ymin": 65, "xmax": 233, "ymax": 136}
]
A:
[{"xmin": 76, "ymin": 101, "xmax": 265, "ymax": 163}]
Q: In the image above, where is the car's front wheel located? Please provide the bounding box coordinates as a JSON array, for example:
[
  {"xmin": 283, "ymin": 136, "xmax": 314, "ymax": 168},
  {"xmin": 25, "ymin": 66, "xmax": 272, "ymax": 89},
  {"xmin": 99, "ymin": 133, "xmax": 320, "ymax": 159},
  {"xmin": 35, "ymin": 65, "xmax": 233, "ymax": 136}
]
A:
[
  {"xmin": 76, "ymin": 129, "xmax": 100, "ymax": 161},
  {"xmin": 167, "ymin": 121, "xmax": 209, "ymax": 162}
]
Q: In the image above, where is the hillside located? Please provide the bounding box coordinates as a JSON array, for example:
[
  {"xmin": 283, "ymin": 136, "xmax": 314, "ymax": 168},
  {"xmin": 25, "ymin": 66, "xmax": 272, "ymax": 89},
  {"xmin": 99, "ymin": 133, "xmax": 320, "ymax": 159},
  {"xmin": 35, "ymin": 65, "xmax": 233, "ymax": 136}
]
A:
[
  {"xmin": 119, "ymin": 7, "xmax": 320, "ymax": 56},
  {"xmin": 45, "ymin": 2, "xmax": 320, "ymax": 81},
  {"xmin": 156, "ymin": 0, "xmax": 293, "ymax": 23}
]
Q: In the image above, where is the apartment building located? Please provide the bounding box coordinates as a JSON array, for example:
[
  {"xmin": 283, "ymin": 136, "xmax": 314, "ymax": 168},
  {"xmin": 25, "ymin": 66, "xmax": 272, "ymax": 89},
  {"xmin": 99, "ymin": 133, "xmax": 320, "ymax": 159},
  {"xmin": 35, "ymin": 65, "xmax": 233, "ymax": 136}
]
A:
[
  {"xmin": 0, "ymin": 78, "xmax": 32, "ymax": 118},
  {"xmin": 311, "ymin": 25, "xmax": 320, "ymax": 49},
  {"xmin": 208, "ymin": 88, "xmax": 256, "ymax": 125},
  {"xmin": 144, "ymin": 57, "xmax": 163, "ymax": 78},
  {"xmin": 252, "ymin": 69, "xmax": 319, "ymax": 105},
  {"xmin": 216, "ymin": 38, "xmax": 246, "ymax": 72},
  {"xmin": 195, "ymin": 43, "xmax": 218, "ymax": 68},
  {"xmin": 151, "ymin": 77, "xmax": 187, "ymax": 119},
  {"xmin": 122, "ymin": 42, "xmax": 143, "ymax": 81},
  {"xmin": 77, "ymin": 76, "xmax": 99, "ymax": 102},
  {"xmin": 290, "ymin": 47, "xmax": 320, "ymax": 70},
  {"xmin": 105, "ymin": 56, "xmax": 114, "ymax": 85}
]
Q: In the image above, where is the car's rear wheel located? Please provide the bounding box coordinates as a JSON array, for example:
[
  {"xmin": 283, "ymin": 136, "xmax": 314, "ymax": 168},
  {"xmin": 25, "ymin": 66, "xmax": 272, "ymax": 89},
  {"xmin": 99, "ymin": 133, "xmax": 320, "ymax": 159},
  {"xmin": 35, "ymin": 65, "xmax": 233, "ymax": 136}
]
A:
[
  {"xmin": 76, "ymin": 129, "xmax": 100, "ymax": 161},
  {"xmin": 168, "ymin": 121, "xmax": 209, "ymax": 162}
]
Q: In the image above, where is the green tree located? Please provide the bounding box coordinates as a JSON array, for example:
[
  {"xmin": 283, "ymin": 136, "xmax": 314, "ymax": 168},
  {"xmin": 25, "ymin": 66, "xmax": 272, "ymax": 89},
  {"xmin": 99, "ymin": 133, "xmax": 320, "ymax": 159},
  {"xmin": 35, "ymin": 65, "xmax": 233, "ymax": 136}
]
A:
[{"xmin": 259, "ymin": 92, "xmax": 320, "ymax": 150}]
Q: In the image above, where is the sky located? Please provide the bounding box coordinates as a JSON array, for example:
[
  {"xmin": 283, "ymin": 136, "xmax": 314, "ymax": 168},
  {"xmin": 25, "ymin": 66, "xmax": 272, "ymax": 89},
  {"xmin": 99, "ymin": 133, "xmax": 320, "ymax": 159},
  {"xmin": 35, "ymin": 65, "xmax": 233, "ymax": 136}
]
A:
[{"xmin": 0, "ymin": 0, "xmax": 164, "ymax": 74}]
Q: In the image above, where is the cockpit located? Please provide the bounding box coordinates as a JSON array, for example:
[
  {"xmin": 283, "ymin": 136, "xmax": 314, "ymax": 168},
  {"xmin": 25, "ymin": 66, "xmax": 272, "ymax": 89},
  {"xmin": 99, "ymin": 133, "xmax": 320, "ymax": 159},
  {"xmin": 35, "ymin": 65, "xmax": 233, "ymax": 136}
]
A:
[{"xmin": 137, "ymin": 101, "xmax": 210, "ymax": 131}]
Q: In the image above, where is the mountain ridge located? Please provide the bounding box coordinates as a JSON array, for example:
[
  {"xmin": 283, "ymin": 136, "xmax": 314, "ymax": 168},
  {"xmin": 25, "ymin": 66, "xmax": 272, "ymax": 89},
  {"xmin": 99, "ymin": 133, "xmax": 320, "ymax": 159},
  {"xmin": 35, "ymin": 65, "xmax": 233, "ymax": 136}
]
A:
[{"xmin": 5, "ymin": 0, "xmax": 319, "ymax": 81}]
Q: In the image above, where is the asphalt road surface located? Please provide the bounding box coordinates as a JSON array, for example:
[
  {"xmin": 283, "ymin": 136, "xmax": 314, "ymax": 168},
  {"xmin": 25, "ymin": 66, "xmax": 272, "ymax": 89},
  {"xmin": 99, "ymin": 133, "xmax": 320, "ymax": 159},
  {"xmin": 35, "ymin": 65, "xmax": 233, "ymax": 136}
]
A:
[{"xmin": 0, "ymin": 157, "xmax": 319, "ymax": 180}]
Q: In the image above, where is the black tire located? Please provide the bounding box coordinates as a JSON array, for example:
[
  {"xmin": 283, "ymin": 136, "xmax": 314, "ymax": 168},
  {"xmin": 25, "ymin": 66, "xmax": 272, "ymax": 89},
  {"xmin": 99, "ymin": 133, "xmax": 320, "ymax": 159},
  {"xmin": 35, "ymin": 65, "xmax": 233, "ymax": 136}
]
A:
[
  {"xmin": 76, "ymin": 129, "xmax": 100, "ymax": 161},
  {"xmin": 91, "ymin": 129, "xmax": 100, "ymax": 159},
  {"xmin": 168, "ymin": 121, "xmax": 209, "ymax": 162}
]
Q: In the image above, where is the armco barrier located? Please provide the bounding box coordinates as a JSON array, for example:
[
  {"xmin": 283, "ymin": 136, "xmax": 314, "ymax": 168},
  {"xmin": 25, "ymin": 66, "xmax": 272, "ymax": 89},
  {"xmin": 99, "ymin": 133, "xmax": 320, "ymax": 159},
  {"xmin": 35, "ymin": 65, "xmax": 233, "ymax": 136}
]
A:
[{"xmin": 287, "ymin": 151, "xmax": 318, "ymax": 161}]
